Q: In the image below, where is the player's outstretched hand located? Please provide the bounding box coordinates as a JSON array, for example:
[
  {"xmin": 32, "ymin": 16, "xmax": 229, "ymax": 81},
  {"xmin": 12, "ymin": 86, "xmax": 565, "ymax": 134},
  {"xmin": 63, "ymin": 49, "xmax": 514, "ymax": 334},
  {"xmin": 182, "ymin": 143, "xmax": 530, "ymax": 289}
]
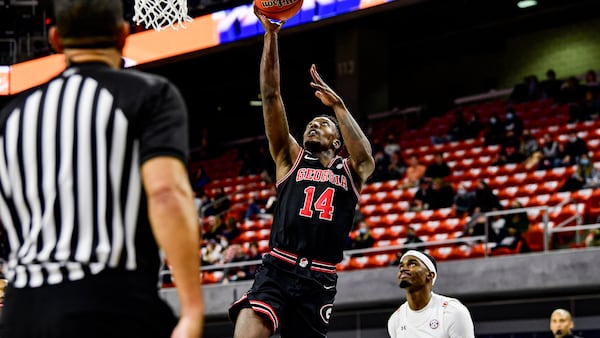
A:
[
  {"xmin": 254, "ymin": 5, "xmax": 285, "ymax": 32},
  {"xmin": 310, "ymin": 64, "xmax": 343, "ymax": 108}
]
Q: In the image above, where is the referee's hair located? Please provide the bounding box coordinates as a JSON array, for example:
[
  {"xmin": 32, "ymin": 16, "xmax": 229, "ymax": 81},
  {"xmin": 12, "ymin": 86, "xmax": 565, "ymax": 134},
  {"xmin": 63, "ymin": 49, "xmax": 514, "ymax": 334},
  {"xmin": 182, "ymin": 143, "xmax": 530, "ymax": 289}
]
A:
[{"xmin": 53, "ymin": 0, "xmax": 124, "ymax": 48}]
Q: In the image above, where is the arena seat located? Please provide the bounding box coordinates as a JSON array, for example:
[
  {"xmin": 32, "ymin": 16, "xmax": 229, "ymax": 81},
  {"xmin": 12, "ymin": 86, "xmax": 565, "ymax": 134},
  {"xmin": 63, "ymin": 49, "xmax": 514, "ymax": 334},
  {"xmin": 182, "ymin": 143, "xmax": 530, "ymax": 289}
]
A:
[
  {"xmin": 202, "ymin": 271, "xmax": 225, "ymax": 284},
  {"xmin": 429, "ymin": 246, "xmax": 453, "ymax": 261}
]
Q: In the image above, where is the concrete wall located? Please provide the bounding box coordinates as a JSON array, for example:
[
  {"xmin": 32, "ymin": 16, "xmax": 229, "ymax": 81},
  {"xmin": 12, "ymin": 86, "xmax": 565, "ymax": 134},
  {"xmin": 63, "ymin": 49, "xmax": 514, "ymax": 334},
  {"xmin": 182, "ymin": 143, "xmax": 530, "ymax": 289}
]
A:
[{"xmin": 160, "ymin": 247, "xmax": 600, "ymax": 318}]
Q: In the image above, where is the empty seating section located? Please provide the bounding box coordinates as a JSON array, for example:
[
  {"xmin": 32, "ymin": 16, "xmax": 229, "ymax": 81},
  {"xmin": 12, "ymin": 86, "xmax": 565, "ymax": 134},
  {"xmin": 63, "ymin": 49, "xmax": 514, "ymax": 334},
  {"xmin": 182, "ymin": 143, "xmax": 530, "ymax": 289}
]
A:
[{"xmin": 189, "ymin": 98, "xmax": 600, "ymax": 284}]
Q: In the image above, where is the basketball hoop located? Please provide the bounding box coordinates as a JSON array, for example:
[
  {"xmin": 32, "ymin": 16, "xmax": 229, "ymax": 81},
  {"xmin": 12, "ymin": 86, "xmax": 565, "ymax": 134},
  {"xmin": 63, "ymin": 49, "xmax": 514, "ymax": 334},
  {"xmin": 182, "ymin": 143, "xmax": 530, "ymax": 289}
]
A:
[{"xmin": 132, "ymin": 0, "xmax": 193, "ymax": 31}]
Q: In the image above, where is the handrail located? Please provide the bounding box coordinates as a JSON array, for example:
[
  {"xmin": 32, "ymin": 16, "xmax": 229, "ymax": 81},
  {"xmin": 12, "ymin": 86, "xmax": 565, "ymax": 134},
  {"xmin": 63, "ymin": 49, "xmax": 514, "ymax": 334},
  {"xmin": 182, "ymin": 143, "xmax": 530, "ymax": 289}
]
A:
[
  {"xmin": 161, "ymin": 198, "xmax": 600, "ymax": 283},
  {"xmin": 453, "ymin": 88, "xmax": 513, "ymax": 106}
]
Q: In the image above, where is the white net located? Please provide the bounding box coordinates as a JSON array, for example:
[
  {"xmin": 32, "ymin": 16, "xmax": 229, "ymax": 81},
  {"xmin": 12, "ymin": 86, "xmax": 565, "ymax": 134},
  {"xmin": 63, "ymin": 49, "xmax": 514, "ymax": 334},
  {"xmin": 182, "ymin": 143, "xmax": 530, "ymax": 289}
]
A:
[{"xmin": 133, "ymin": 0, "xmax": 193, "ymax": 31}]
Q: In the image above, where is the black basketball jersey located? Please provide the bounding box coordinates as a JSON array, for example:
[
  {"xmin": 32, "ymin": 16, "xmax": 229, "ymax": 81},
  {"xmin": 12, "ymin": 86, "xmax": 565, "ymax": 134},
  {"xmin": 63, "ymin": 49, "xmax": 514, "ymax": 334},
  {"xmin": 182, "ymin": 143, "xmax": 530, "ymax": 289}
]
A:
[{"xmin": 269, "ymin": 148, "xmax": 360, "ymax": 264}]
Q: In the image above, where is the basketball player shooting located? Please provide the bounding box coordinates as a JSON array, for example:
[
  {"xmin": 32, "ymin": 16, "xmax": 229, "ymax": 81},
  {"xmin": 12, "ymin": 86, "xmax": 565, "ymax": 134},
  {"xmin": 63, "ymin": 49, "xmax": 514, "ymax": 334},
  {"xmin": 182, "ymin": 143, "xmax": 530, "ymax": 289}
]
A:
[{"xmin": 227, "ymin": 7, "xmax": 375, "ymax": 338}]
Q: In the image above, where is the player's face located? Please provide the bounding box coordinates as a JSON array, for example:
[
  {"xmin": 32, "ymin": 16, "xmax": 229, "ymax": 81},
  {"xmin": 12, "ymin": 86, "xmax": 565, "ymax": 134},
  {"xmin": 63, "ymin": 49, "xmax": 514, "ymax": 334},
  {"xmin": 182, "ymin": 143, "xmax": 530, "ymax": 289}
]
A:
[
  {"xmin": 397, "ymin": 256, "xmax": 431, "ymax": 289},
  {"xmin": 303, "ymin": 117, "xmax": 339, "ymax": 153},
  {"xmin": 550, "ymin": 311, "xmax": 573, "ymax": 338}
]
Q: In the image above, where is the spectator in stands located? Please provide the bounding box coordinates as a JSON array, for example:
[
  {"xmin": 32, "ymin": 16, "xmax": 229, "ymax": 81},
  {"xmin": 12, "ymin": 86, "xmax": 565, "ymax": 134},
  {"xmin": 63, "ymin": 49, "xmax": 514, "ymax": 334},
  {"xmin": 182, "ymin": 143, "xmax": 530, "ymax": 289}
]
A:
[
  {"xmin": 385, "ymin": 150, "xmax": 407, "ymax": 181},
  {"xmin": 503, "ymin": 107, "xmax": 524, "ymax": 138},
  {"xmin": 492, "ymin": 129, "xmax": 526, "ymax": 166},
  {"xmin": 561, "ymin": 131, "xmax": 589, "ymax": 166},
  {"xmin": 559, "ymin": 76, "xmax": 584, "ymax": 104},
  {"xmin": 348, "ymin": 220, "xmax": 375, "ymax": 252},
  {"xmin": 195, "ymin": 188, "xmax": 212, "ymax": 217},
  {"xmin": 402, "ymin": 154, "xmax": 427, "ymax": 189},
  {"xmin": 577, "ymin": 85, "xmax": 600, "ymax": 122},
  {"xmin": 222, "ymin": 243, "xmax": 249, "ymax": 283},
  {"xmin": 488, "ymin": 214, "xmax": 508, "ymax": 244},
  {"xmin": 461, "ymin": 213, "xmax": 488, "ymax": 239},
  {"xmin": 202, "ymin": 215, "xmax": 224, "ymax": 241},
  {"xmin": 491, "ymin": 230, "xmax": 531, "ymax": 254},
  {"xmin": 402, "ymin": 226, "xmax": 425, "ymax": 253},
  {"xmin": 409, "ymin": 177, "xmax": 433, "ymax": 211},
  {"xmin": 369, "ymin": 144, "xmax": 391, "ymax": 183},
  {"xmin": 453, "ymin": 183, "xmax": 475, "ymax": 218},
  {"xmin": 201, "ymin": 238, "xmax": 225, "ymax": 266},
  {"xmin": 431, "ymin": 108, "xmax": 468, "ymax": 145},
  {"xmin": 520, "ymin": 129, "xmax": 543, "ymax": 170},
  {"xmin": 559, "ymin": 153, "xmax": 600, "ymax": 192},
  {"xmin": 244, "ymin": 241, "xmax": 263, "ymax": 280},
  {"xmin": 585, "ymin": 228, "xmax": 600, "ymax": 248},
  {"xmin": 549, "ymin": 308, "xmax": 583, "ymax": 338},
  {"xmin": 390, "ymin": 226, "xmax": 425, "ymax": 266},
  {"xmin": 483, "ymin": 115, "xmax": 506, "ymax": 146},
  {"xmin": 191, "ymin": 165, "xmax": 210, "ymax": 194},
  {"xmin": 205, "ymin": 186, "xmax": 231, "ymax": 217},
  {"xmin": 471, "ymin": 179, "xmax": 503, "ymax": 214},
  {"xmin": 510, "ymin": 75, "xmax": 541, "ymax": 103},
  {"xmin": 465, "ymin": 110, "xmax": 483, "ymax": 139},
  {"xmin": 428, "ymin": 178, "xmax": 455, "ymax": 210},
  {"xmin": 221, "ymin": 216, "xmax": 241, "ymax": 244},
  {"xmin": 540, "ymin": 69, "xmax": 563, "ymax": 101},
  {"xmin": 520, "ymin": 129, "xmax": 539, "ymax": 159},
  {"xmin": 424, "ymin": 151, "xmax": 451, "ymax": 181},
  {"xmin": 244, "ymin": 185, "xmax": 278, "ymax": 221},
  {"xmin": 383, "ymin": 133, "xmax": 401, "ymax": 158},
  {"xmin": 539, "ymin": 133, "xmax": 562, "ymax": 169},
  {"xmin": 503, "ymin": 200, "xmax": 530, "ymax": 235}
]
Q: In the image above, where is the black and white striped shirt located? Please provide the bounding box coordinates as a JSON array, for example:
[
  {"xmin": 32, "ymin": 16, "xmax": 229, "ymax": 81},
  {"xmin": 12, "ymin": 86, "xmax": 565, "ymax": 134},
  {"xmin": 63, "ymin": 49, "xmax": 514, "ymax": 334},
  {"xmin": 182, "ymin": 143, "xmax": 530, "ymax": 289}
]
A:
[{"xmin": 0, "ymin": 62, "xmax": 189, "ymax": 288}]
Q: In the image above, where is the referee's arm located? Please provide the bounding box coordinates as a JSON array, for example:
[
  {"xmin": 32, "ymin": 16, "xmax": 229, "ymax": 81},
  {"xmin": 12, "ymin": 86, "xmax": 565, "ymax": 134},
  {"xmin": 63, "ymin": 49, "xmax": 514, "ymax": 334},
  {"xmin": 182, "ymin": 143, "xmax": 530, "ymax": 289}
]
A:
[{"xmin": 142, "ymin": 156, "xmax": 204, "ymax": 337}]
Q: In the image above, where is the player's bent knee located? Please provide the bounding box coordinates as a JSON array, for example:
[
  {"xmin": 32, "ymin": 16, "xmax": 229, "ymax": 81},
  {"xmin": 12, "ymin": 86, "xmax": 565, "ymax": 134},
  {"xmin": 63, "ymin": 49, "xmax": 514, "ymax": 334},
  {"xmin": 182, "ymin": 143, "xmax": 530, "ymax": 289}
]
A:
[{"xmin": 234, "ymin": 308, "xmax": 273, "ymax": 338}]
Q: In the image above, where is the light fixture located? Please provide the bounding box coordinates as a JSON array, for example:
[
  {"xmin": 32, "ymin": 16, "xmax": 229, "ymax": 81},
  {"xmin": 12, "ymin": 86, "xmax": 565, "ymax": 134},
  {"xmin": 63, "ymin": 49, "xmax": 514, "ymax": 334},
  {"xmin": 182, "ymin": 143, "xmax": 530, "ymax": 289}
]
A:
[
  {"xmin": 249, "ymin": 100, "xmax": 262, "ymax": 107},
  {"xmin": 517, "ymin": 0, "xmax": 537, "ymax": 9}
]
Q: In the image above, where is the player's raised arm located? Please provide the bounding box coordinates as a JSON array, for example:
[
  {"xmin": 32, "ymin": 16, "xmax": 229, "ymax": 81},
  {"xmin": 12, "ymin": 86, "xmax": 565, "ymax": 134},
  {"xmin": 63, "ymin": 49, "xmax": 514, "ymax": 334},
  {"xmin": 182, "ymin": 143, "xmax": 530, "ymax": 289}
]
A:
[
  {"xmin": 310, "ymin": 64, "xmax": 375, "ymax": 188},
  {"xmin": 256, "ymin": 7, "xmax": 300, "ymax": 180}
]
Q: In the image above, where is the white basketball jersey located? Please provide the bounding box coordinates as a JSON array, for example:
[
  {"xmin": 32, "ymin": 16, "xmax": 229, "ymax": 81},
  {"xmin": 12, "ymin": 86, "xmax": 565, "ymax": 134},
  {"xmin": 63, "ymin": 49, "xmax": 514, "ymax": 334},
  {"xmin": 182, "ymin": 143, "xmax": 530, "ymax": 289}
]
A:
[{"xmin": 387, "ymin": 293, "xmax": 474, "ymax": 338}]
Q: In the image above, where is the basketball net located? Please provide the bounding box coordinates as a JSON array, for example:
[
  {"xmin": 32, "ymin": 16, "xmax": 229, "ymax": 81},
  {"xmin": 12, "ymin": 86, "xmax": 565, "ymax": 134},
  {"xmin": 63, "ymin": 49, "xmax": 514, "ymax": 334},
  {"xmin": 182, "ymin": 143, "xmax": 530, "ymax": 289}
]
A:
[{"xmin": 133, "ymin": 0, "xmax": 193, "ymax": 31}]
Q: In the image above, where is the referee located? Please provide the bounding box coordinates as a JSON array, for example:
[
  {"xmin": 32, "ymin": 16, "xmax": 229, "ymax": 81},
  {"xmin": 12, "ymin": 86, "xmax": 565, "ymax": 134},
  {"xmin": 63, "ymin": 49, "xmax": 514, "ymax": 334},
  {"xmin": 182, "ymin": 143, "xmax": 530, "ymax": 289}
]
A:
[{"xmin": 0, "ymin": 1, "xmax": 204, "ymax": 337}]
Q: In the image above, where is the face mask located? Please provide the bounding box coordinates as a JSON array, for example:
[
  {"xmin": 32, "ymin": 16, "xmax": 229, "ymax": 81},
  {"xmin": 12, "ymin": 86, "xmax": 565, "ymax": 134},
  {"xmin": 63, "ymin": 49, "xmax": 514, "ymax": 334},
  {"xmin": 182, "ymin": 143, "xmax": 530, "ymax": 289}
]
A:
[
  {"xmin": 506, "ymin": 113, "xmax": 514, "ymax": 119},
  {"xmin": 359, "ymin": 228, "xmax": 367, "ymax": 235},
  {"xmin": 570, "ymin": 137, "xmax": 577, "ymax": 143},
  {"xmin": 490, "ymin": 118, "xmax": 497, "ymax": 123},
  {"xmin": 581, "ymin": 159, "xmax": 590, "ymax": 165},
  {"xmin": 458, "ymin": 188, "xmax": 466, "ymax": 195}
]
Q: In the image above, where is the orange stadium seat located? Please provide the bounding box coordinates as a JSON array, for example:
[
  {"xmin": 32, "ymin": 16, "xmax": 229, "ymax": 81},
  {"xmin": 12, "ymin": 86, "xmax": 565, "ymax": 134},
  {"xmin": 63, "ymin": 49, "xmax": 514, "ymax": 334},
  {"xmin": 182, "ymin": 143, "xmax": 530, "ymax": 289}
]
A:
[
  {"xmin": 368, "ymin": 253, "xmax": 395, "ymax": 268},
  {"xmin": 202, "ymin": 270, "xmax": 225, "ymax": 284},
  {"xmin": 387, "ymin": 225, "xmax": 407, "ymax": 239},
  {"xmin": 348, "ymin": 256, "xmax": 370, "ymax": 270},
  {"xmin": 429, "ymin": 246, "xmax": 453, "ymax": 261},
  {"xmin": 370, "ymin": 227, "xmax": 389, "ymax": 241}
]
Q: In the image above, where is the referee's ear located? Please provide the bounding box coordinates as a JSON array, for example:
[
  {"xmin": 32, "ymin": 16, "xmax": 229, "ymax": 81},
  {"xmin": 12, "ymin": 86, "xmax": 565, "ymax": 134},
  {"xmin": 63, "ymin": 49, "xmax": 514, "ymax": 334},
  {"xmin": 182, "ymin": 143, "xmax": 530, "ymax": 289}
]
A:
[
  {"xmin": 48, "ymin": 26, "xmax": 64, "ymax": 53},
  {"xmin": 115, "ymin": 21, "xmax": 130, "ymax": 51}
]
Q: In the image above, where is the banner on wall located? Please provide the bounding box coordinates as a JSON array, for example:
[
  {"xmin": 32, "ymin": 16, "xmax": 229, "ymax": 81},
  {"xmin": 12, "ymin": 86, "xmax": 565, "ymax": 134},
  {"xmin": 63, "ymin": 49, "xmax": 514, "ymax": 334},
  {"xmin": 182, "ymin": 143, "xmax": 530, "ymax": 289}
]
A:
[
  {"xmin": 0, "ymin": 66, "xmax": 8, "ymax": 96},
  {"xmin": 1, "ymin": 0, "xmax": 393, "ymax": 96}
]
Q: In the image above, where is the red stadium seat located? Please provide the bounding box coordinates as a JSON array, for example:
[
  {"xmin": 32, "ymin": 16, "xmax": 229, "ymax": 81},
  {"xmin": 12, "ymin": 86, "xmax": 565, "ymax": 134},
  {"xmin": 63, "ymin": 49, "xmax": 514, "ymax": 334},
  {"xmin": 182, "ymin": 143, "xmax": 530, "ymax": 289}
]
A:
[
  {"xmin": 429, "ymin": 246, "xmax": 453, "ymax": 261},
  {"xmin": 368, "ymin": 253, "xmax": 395, "ymax": 267},
  {"xmin": 202, "ymin": 271, "xmax": 225, "ymax": 284}
]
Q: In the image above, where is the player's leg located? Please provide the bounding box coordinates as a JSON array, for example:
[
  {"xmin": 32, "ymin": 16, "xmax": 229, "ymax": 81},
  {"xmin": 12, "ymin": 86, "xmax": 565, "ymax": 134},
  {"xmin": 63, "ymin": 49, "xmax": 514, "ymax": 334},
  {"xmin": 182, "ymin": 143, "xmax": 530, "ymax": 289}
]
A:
[{"xmin": 233, "ymin": 308, "xmax": 273, "ymax": 338}]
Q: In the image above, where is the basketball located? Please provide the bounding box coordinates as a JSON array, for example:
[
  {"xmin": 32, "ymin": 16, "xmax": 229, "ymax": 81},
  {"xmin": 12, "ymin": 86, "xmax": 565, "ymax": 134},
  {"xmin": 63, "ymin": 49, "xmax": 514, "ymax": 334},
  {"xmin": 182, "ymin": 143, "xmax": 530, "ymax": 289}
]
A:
[{"xmin": 255, "ymin": 0, "xmax": 304, "ymax": 21}]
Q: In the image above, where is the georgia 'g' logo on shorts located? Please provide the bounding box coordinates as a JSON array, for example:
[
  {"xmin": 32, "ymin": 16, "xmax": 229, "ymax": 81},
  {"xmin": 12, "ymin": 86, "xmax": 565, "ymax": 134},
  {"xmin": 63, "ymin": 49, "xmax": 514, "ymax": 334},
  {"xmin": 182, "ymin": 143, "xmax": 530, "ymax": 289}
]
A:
[{"xmin": 320, "ymin": 304, "xmax": 333, "ymax": 324}]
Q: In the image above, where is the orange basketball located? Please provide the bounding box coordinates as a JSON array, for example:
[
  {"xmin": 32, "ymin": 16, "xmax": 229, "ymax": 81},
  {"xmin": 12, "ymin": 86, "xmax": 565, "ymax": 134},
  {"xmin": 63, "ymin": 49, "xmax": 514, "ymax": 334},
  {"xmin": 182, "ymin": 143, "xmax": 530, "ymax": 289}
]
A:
[{"xmin": 255, "ymin": 0, "xmax": 304, "ymax": 21}]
